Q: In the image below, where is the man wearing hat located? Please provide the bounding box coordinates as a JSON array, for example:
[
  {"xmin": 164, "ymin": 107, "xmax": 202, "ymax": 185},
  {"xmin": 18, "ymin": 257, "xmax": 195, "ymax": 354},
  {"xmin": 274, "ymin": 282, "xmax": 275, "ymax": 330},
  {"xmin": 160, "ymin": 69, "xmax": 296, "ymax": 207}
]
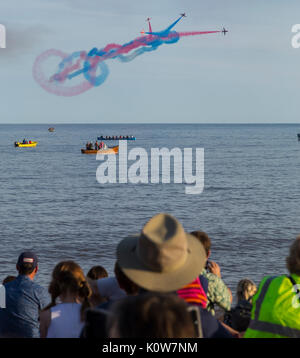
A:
[
  {"xmin": 87, "ymin": 213, "xmax": 234, "ymax": 338},
  {"xmin": 116, "ymin": 213, "xmax": 207, "ymax": 293},
  {"xmin": 0, "ymin": 251, "xmax": 49, "ymax": 338}
]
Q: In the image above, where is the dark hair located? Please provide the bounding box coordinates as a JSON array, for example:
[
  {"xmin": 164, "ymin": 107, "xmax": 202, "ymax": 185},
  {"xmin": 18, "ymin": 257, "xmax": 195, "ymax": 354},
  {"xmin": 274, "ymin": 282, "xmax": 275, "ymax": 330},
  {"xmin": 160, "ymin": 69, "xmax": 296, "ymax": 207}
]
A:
[
  {"xmin": 17, "ymin": 263, "xmax": 36, "ymax": 276},
  {"xmin": 87, "ymin": 266, "xmax": 108, "ymax": 280},
  {"xmin": 2, "ymin": 275, "xmax": 16, "ymax": 285},
  {"xmin": 107, "ymin": 292, "xmax": 196, "ymax": 338},
  {"xmin": 114, "ymin": 262, "xmax": 139, "ymax": 295},
  {"xmin": 190, "ymin": 231, "xmax": 211, "ymax": 257}
]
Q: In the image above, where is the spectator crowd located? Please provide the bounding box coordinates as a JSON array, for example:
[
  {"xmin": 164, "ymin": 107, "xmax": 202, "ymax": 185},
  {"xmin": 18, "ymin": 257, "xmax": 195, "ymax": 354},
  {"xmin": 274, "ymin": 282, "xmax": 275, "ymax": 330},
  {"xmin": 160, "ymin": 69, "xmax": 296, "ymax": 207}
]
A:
[{"xmin": 0, "ymin": 213, "xmax": 300, "ymax": 339}]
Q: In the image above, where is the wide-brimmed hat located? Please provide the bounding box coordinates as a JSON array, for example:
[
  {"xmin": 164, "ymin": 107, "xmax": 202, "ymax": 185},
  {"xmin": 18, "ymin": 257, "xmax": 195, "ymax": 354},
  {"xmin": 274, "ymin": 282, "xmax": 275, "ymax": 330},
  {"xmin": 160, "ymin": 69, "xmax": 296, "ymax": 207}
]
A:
[{"xmin": 116, "ymin": 213, "xmax": 206, "ymax": 292}]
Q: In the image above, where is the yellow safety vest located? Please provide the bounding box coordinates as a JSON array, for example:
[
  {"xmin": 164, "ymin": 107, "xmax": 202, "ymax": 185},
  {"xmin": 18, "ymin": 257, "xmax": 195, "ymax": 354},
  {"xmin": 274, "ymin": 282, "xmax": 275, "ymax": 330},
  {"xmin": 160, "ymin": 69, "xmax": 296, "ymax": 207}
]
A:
[{"xmin": 244, "ymin": 274, "xmax": 300, "ymax": 338}]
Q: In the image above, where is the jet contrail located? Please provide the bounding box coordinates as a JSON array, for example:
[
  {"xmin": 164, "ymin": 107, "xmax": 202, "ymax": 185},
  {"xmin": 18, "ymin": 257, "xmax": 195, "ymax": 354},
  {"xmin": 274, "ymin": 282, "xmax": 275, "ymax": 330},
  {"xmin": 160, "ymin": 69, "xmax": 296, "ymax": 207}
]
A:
[{"xmin": 33, "ymin": 16, "xmax": 224, "ymax": 96}]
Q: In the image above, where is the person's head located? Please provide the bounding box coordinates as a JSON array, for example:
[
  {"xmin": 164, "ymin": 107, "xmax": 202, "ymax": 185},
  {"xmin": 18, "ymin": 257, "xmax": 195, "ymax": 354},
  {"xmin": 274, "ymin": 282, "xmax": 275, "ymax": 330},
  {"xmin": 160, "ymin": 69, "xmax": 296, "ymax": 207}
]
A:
[
  {"xmin": 114, "ymin": 262, "xmax": 139, "ymax": 296},
  {"xmin": 107, "ymin": 292, "xmax": 196, "ymax": 338},
  {"xmin": 236, "ymin": 279, "xmax": 257, "ymax": 302},
  {"xmin": 46, "ymin": 260, "xmax": 92, "ymax": 320},
  {"xmin": 2, "ymin": 275, "xmax": 16, "ymax": 285},
  {"xmin": 286, "ymin": 236, "xmax": 300, "ymax": 276},
  {"xmin": 190, "ymin": 231, "xmax": 211, "ymax": 258},
  {"xmin": 87, "ymin": 266, "xmax": 108, "ymax": 280},
  {"xmin": 16, "ymin": 252, "xmax": 39, "ymax": 279},
  {"xmin": 116, "ymin": 213, "xmax": 206, "ymax": 293}
]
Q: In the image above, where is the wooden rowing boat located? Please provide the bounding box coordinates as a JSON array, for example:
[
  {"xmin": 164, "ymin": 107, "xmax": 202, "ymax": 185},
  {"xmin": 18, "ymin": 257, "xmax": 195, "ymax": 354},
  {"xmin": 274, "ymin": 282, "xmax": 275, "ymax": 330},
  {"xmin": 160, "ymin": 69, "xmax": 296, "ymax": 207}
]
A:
[{"xmin": 81, "ymin": 145, "xmax": 119, "ymax": 155}]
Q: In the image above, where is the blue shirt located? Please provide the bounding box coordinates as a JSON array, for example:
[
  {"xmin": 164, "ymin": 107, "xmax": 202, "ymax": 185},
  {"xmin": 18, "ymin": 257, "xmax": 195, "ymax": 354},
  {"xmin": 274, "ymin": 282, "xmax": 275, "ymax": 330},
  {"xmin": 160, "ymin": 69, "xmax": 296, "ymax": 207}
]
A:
[{"xmin": 0, "ymin": 275, "xmax": 49, "ymax": 338}]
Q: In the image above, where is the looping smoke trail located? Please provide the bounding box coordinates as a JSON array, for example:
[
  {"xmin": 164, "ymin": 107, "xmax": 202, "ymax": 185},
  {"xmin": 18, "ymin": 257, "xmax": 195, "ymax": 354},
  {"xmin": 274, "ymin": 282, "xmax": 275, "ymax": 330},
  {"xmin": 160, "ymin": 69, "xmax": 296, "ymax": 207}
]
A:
[{"xmin": 33, "ymin": 17, "xmax": 221, "ymax": 97}]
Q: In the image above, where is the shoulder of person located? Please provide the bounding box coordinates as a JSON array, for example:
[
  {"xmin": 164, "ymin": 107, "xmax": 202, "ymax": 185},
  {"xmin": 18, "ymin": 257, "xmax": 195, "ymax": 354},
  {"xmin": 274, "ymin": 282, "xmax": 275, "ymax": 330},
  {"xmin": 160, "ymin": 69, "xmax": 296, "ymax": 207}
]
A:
[
  {"xmin": 198, "ymin": 307, "xmax": 233, "ymax": 338},
  {"xmin": 97, "ymin": 277, "xmax": 113, "ymax": 291},
  {"xmin": 206, "ymin": 271, "xmax": 224, "ymax": 283},
  {"xmin": 32, "ymin": 283, "xmax": 49, "ymax": 305},
  {"xmin": 97, "ymin": 277, "xmax": 124, "ymax": 297},
  {"xmin": 32, "ymin": 282, "xmax": 47, "ymax": 294}
]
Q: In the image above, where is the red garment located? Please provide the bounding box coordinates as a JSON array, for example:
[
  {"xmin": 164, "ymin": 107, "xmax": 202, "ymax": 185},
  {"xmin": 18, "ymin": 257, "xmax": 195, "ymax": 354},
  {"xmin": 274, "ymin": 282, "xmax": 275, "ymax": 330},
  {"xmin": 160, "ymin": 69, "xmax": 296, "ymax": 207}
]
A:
[{"xmin": 177, "ymin": 276, "xmax": 208, "ymax": 308}]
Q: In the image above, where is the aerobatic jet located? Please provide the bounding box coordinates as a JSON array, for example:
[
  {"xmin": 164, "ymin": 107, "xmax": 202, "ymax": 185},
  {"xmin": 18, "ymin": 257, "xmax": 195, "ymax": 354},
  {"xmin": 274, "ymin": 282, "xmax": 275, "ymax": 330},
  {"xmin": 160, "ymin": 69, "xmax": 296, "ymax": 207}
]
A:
[
  {"xmin": 144, "ymin": 14, "xmax": 187, "ymax": 37},
  {"xmin": 222, "ymin": 27, "xmax": 228, "ymax": 35}
]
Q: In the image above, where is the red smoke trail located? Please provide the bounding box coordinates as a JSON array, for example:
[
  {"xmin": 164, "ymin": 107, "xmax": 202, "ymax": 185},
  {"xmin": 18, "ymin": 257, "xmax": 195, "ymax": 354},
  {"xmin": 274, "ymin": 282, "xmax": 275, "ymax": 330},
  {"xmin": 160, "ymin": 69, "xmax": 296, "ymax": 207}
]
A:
[{"xmin": 178, "ymin": 31, "xmax": 221, "ymax": 37}]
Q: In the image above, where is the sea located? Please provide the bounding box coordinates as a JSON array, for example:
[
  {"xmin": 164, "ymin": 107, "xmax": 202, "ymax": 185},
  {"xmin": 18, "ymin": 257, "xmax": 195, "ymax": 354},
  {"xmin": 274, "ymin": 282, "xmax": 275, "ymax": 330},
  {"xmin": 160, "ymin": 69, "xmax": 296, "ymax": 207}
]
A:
[{"xmin": 1, "ymin": 123, "xmax": 300, "ymax": 300}]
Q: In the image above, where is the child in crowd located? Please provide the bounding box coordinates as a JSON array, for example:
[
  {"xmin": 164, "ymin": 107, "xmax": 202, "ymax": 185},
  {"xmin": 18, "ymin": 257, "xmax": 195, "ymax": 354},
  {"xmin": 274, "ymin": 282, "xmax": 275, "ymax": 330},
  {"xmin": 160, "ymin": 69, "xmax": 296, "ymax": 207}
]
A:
[
  {"xmin": 223, "ymin": 278, "xmax": 257, "ymax": 332},
  {"xmin": 87, "ymin": 265, "xmax": 108, "ymax": 280},
  {"xmin": 40, "ymin": 261, "xmax": 91, "ymax": 338},
  {"xmin": 87, "ymin": 265, "xmax": 109, "ymax": 306}
]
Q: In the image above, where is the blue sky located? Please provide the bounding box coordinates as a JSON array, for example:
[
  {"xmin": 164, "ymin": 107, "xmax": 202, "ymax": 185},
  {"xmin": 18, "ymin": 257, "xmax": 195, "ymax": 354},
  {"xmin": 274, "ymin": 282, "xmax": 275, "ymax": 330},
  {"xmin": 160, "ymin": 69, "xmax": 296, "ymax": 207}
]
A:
[{"xmin": 0, "ymin": 0, "xmax": 300, "ymax": 123}]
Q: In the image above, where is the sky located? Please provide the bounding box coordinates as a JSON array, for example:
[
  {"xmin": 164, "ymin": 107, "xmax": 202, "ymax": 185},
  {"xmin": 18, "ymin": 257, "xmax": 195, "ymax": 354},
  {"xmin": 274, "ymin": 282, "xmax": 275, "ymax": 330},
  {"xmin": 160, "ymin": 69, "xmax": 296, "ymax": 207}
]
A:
[{"xmin": 0, "ymin": 0, "xmax": 300, "ymax": 124}]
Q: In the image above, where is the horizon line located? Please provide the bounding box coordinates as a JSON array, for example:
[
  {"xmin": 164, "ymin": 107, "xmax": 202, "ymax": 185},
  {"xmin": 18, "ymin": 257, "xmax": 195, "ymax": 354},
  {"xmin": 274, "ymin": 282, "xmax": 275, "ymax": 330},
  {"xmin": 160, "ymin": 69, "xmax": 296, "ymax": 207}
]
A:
[{"xmin": 1, "ymin": 122, "xmax": 300, "ymax": 125}]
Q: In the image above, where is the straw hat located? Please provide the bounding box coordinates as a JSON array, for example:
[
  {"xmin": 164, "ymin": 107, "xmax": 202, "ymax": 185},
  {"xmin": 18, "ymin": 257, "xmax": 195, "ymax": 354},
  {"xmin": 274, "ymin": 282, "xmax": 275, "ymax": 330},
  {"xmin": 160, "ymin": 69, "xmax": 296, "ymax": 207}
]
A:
[{"xmin": 117, "ymin": 213, "xmax": 206, "ymax": 292}]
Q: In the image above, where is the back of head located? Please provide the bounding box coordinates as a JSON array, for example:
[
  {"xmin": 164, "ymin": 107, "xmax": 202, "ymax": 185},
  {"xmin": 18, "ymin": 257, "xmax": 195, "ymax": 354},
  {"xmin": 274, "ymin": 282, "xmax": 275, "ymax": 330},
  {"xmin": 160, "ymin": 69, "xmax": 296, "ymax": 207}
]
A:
[
  {"xmin": 236, "ymin": 278, "xmax": 257, "ymax": 302},
  {"xmin": 17, "ymin": 251, "xmax": 38, "ymax": 276},
  {"xmin": 49, "ymin": 261, "xmax": 90, "ymax": 297},
  {"xmin": 286, "ymin": 236, "xmax": 300, "ymax": 276},
  {"xmin": 114, "ymin": 262, "xmax": 139, "ymax": 295},
  {"xmin": 47, "ymin": 261, "xmax": 91, "ymax": 320},
  {"xmin": 107, "ymin": 292, "xmax": 196, "ymax": 338},
  {"xmin": 87, "ymin": 266, "xmax": 108, "ymax": 280},
  {"xmin": 190, "ymin": 231, "xmax": 211, "ymax": 258}
]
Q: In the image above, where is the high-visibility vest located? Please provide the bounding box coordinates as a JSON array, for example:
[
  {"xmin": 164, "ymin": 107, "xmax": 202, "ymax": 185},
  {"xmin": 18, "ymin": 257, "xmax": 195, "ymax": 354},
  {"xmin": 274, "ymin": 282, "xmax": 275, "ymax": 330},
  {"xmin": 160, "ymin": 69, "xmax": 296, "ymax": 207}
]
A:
[{"xmin": 244, "ymin": 274, "xmax": 300, "ymax": 338}]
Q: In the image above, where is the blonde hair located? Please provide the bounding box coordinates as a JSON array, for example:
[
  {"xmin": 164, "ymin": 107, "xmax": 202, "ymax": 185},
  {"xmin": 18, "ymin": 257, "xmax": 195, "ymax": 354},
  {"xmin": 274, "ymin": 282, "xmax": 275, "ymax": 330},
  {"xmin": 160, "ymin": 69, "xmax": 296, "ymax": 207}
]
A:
[
  {"xmin": 286, "ymin": 236, "xmax": 300, "ymax": 276},
  {"xmin": 236, "ymin": 279, "xmax": 257, "ymax": 302},
  {"xmin": 44, "ymin": 261, "xmax": 91, "ymax": 321}
]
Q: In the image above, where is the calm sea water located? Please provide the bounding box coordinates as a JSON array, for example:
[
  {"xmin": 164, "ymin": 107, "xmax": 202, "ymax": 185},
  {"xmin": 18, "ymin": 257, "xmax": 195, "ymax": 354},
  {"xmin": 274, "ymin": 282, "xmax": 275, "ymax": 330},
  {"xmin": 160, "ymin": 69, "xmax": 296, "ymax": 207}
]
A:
[{"xmin": 1, "ymin": 123, "xmax": 300, "ymax": 297}]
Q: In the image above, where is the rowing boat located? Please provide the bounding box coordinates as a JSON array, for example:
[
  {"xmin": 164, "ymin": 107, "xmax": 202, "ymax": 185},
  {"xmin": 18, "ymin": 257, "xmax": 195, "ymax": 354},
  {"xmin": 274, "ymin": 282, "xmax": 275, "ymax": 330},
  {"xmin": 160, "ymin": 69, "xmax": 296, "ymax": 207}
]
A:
[
  {"xmin": 81, "ymin": 145, "xmax": 119, "ymax": 155},
  {"xmin": 97, "ymin": 136, "xmax": 136, "ymax": 141}
]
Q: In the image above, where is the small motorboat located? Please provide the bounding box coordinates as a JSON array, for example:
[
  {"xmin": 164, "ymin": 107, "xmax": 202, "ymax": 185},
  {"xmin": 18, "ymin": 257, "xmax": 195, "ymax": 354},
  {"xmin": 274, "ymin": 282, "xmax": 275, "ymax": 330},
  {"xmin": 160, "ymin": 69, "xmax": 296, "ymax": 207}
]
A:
[
  {"xmin": 14, "ymin": 141, "xmax": 38, "ymax": 148},
  {"xmin": 97, "ymin": 136, "xmax": 136, "ymax": 141},
  {"xmin": 48, "ymin": 127, "xmax": 55, "ymax": 132},
  {"xmin": 81, "ymin": 145, "xmax": 119, "ymax": 155},
  {"xmin": 297, "ymin": 133, "xmax": 300, "ymax": 140}
]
